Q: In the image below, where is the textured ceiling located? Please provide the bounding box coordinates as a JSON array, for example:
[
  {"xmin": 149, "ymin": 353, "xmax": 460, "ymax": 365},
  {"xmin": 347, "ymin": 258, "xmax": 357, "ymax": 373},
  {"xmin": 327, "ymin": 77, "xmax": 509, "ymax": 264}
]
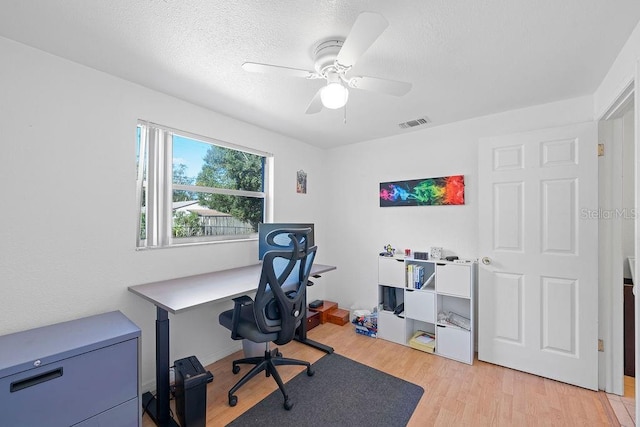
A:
[{"xmin": 1, "ymin": 1, "xmax": 639, "ymax": 148}]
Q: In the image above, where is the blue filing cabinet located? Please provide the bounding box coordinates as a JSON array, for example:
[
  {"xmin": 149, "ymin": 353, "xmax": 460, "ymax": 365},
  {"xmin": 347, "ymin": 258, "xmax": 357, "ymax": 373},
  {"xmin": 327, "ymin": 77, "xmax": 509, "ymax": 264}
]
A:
[{"xmin": 0, "ymin": 311, "xmax": 141, "ymax": 426}]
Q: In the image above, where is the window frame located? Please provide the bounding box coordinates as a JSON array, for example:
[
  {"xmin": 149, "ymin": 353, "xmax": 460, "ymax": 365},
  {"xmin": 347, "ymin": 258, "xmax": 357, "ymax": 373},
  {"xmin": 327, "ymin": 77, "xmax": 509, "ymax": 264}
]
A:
[{"xmin": 136, "ymin": 120, "xmax": 273, "ymax": 249}]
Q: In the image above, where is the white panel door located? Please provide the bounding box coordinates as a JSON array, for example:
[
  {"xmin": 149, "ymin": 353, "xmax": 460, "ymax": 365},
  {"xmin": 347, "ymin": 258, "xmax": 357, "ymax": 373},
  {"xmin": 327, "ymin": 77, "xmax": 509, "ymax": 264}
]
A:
[{"xmin": 478, "ymin": 122, "xmax": 598, "ymax": 390}]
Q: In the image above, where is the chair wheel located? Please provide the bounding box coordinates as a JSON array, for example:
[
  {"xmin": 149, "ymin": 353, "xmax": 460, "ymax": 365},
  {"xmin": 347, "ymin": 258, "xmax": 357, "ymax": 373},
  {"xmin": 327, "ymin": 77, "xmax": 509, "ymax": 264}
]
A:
[
  {"xmin": 232, "ymin": 365, "xmax": 240, "ymax": 374},
  {"xmin": 229, "ymin": 395, "xmax": 238, "ymax": 407},
  {"xmin": 284, "ymin": 399, "xmax": 293, "ymax": 410},
  {"xmin": 307, "ymin": 367, "xmax": 315, "ymax": 376}
]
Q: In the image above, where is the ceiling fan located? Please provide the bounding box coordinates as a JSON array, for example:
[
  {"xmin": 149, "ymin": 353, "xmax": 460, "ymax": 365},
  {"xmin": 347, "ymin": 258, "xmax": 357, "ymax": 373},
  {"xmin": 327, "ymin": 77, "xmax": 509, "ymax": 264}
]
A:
[{"xmin": 242, "ymin": 11, "xmax": 412, "ymax": 114}]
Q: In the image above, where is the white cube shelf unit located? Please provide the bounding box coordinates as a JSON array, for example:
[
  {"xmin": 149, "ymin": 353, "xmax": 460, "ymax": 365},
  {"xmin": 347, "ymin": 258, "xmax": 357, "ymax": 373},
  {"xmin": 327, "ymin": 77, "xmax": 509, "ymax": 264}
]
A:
[{"xmin": 377, "ymin": 256, "xmax": 476, "ymax": 364}]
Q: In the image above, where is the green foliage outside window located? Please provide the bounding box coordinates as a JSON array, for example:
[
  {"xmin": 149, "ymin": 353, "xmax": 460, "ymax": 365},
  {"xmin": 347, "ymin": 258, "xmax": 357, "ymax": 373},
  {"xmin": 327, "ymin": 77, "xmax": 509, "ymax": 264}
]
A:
[
  {"xmin": 172, "ymin": 211, "xmax": 202, "ymax": 237},
  {"xmin": 196, "ymin": 146, "xmax": 264, "ymax": 230}
]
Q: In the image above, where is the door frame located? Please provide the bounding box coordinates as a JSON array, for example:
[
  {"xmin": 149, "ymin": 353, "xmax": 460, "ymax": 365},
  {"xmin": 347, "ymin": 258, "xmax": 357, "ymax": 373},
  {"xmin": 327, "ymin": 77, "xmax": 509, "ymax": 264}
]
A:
[{"xmin": 598, "ymin": 81, "xmax": 634, "ymax": 395}]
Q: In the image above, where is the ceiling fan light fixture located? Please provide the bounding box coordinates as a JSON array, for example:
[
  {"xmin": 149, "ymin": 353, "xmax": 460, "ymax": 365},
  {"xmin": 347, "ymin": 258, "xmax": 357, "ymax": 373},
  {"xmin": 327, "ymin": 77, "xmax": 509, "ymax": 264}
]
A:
[
  {"xmin": 242, "ymin": 12, "xmax": 411, "ymax": 115},
  {"xmin": 320, "ymin": 81, "xmax": 349, "ymax": 109}
]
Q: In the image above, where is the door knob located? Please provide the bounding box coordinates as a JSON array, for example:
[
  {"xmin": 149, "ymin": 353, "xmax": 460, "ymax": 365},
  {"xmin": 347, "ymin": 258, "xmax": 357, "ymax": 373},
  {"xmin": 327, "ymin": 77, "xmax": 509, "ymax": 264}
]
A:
[{"xmin": 481, "ymin": 257, "xmax": 491, "ymax": 265}]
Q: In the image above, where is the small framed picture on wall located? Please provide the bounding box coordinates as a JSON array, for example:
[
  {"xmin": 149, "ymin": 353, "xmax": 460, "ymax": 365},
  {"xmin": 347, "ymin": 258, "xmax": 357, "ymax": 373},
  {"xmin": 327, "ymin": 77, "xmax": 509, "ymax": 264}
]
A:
[{"xmin": 297, "ymin": 170, "xmax": 307, "ymax": 194}]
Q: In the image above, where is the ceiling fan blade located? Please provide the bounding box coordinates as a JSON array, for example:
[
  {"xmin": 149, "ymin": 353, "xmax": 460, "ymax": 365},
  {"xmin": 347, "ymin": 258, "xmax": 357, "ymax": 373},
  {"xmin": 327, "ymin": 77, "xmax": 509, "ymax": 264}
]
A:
[
  {"xmin": 305, "ymin": 89, "xmax": 323, "ymax": 114},
  {"xmin": 336, "ymin": 12, "xmax": 389, "ymax": 68},
  {"xmin": 348, "ymin": 75, "xmax": 412, "ymax": 96},
  {"xmin": 242, "ymin": 62, "xmax": 317, "ymax": 79}
]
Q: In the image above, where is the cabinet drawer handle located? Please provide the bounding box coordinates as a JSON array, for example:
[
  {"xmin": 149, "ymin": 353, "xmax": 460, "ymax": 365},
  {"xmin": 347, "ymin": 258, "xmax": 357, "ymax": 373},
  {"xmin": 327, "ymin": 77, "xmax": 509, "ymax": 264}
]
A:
[{"xmin": 10, "ymin": 368, "xmax": 63, "ymax": 392}]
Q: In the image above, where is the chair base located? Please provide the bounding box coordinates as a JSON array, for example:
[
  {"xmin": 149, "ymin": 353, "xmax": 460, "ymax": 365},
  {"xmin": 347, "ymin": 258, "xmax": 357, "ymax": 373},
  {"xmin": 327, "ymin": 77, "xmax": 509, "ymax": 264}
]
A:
[{"xmin": 228, "ymin": 346, "xmax": 314, "ymax": 410}]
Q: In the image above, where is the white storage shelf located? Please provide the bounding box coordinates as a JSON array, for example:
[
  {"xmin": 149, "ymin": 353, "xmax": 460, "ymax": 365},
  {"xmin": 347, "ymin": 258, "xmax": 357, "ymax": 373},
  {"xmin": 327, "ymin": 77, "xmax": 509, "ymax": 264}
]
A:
[{"xmin": 377, "ymin": 256, "xmax": 476, "ymax": 365}]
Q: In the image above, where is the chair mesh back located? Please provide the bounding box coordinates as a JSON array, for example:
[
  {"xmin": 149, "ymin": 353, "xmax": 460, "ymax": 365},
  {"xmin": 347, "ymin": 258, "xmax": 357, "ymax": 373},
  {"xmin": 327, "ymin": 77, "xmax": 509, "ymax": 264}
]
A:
[{"xmin": 254, "ymin": 228, "xmax": 317, "ymax": 345}]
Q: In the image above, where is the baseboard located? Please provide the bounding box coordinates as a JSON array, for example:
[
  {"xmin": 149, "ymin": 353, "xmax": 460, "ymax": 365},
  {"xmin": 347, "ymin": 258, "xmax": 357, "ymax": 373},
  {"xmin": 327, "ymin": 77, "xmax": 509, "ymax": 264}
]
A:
[{"xmin": 199, "ymin": 342, "xmax": 243, "ymax": 369}]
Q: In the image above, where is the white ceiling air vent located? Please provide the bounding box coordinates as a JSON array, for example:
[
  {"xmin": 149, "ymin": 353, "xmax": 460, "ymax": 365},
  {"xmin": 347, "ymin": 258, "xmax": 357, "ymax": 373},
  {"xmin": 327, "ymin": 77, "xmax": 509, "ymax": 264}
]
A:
[{"xmin": 398, "ymin": 116, "xmax": 430, "ymax": 129}]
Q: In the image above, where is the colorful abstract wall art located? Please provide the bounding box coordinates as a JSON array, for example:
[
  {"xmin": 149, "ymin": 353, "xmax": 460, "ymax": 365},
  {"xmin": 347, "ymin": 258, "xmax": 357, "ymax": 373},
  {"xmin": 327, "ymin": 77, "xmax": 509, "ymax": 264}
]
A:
[{"xmin": 379, "ymin": 175, "xmax": 465, "ymax": 207}]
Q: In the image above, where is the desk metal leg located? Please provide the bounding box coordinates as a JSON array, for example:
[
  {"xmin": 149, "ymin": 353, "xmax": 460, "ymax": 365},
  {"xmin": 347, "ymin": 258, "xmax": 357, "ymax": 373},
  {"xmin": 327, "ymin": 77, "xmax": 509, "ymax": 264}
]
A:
[
  {"xmin": 295, "ymin": 281, "xmax": 334, "ymax": 354},
  {"xmin": 295, "ymin": 334, "xmax": 334, "ymax": 354},
  {"xmin": 295, "ymin": 313, "xmax": 334, "ymax": 354},
  {"xmin": 143, "ymin": 307, "xmax": 179, "ymax": 427}
]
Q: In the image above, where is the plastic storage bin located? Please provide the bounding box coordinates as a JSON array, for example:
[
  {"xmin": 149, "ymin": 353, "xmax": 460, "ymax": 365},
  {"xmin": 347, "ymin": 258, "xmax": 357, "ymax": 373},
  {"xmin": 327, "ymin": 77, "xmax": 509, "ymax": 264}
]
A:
[{"xmin": 353, "ymin": 311, "xmax": 378, "ymax": 338}]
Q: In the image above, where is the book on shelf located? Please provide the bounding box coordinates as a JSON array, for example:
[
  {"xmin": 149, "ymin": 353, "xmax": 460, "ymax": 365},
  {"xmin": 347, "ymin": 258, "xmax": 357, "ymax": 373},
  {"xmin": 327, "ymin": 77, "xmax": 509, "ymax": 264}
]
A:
[
  {"xmin": 413, "ymin": 332, "xmax": 434, "ymax": 344},
  {"xmin": 407, "ymin": 264, "xmax": 426, "ymax": 289},
  {"xmin": 409, "ymin": 330, "xmax": 436, "ymax": 353}
]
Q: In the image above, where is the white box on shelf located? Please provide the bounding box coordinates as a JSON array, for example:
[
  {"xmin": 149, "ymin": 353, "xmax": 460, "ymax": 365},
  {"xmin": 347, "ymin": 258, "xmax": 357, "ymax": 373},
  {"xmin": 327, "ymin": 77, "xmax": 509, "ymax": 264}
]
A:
[
  {"xmin": 377, "ymin": 311, "xmax": 406, "ymax": 345},
  {"xmin": 436, "ymin": 324, "xmax": 472, "ymax": 364},
  {"xmin": 378, "ymin": 256, "xmax": 406, "ymax": 287},
  {"xmin": 405, "ymin": 289, "xmax": 435, "ymax": 324},
  {"xmin": 436, "ymin": 263, "xmax": 471, "ymax": 298}
]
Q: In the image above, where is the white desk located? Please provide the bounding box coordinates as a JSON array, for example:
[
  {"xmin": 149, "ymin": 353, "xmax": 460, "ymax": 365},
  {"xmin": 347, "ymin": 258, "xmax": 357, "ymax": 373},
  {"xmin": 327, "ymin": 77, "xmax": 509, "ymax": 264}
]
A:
[
  {"xmin": 129, "ymin": 262, "xmax": 336, "ymax": 427},
  {"xmin": 130, "ymin": 263, "xmax": 335, "ymax": 313}
]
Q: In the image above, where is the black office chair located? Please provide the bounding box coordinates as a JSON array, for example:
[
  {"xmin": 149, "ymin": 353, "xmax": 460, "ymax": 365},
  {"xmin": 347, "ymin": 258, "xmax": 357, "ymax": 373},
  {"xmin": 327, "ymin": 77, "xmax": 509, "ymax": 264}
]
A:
[{"xmin": 218, "ymin": 227, "xmax": 317, "ymax": 410}]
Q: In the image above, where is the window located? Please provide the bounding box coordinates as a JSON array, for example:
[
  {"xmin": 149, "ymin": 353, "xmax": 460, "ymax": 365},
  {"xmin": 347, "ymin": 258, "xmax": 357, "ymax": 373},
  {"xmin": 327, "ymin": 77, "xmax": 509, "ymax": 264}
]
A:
[{"xmin": 136, "ymin": 121, "xmax": 272, "ymax": 248}]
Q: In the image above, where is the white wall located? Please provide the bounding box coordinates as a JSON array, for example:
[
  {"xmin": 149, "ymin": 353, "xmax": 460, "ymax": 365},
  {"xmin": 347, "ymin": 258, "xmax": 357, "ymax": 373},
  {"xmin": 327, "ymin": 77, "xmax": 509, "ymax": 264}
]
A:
[
  {"xmin": 323, "ymin": 97, "xmax": 595, "ymax": 313},
  {"xmin": 0, "ymin": 36, "xmax": 330, "ymax": 392}
]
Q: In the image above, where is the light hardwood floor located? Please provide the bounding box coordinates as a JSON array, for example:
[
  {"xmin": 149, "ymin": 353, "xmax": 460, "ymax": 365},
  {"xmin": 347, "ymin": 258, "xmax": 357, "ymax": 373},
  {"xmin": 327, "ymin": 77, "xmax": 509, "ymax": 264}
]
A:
[
  {"xmin": 606, "ymin": 376, "xmax": 636, "ymax": 426},
  {"xmin": 143, "ymin": 322, "xmax": 620, "ymax": 426}
]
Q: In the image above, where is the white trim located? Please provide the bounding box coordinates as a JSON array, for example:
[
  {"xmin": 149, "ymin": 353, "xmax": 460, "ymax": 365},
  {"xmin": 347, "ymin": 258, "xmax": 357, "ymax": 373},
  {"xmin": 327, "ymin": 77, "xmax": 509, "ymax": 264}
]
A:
[
  {"xmin": 599, "ymin": 87, "xmax": 634, "ymax": 395},
  {"xmin": 264, "ymin": 156, "xmax": 274, "ymax": 222},
  {"xmin": 141, "ymin": 120, "xmax": 273, "ymax": 158},
  {"xmin": 634, "ymin": 60, "xmax": 640, "ymax": 417},
  {"xmin": 601, "ymin": 80, "xmax": 634, "ymax": 121},
  {"xmin": 173, "ymin": 184, "xmax": 265, "ymax": 199},
  {"xmin": 135, "ymin": 125, "xmax": 147, "ymax": 247}
]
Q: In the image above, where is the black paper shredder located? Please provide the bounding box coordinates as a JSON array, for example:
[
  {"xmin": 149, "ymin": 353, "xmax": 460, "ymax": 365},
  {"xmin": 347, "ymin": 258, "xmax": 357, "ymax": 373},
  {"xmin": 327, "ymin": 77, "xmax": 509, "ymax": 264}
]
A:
[{"xmin": 174, "ymin": 355, "xmax": 214, "ymax": 427}]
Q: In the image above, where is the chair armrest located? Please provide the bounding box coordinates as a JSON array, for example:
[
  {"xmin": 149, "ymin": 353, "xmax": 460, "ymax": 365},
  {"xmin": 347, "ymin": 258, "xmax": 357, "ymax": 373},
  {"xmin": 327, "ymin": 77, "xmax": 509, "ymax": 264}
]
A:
[
  {"xmin": 233, "ymin": 295, "xmax": 253, "ymax": 305},
  {"xmin": 230, "ymin": 295, "xmax": 253, "ymax": 340}
]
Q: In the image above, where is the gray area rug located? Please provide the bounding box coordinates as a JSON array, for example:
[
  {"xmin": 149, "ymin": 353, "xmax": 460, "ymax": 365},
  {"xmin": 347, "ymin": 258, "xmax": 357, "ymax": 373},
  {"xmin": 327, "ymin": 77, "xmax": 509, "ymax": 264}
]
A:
[{"xmin": 227, "ymin": 353, "xmax": 424, "ymax": 426}]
